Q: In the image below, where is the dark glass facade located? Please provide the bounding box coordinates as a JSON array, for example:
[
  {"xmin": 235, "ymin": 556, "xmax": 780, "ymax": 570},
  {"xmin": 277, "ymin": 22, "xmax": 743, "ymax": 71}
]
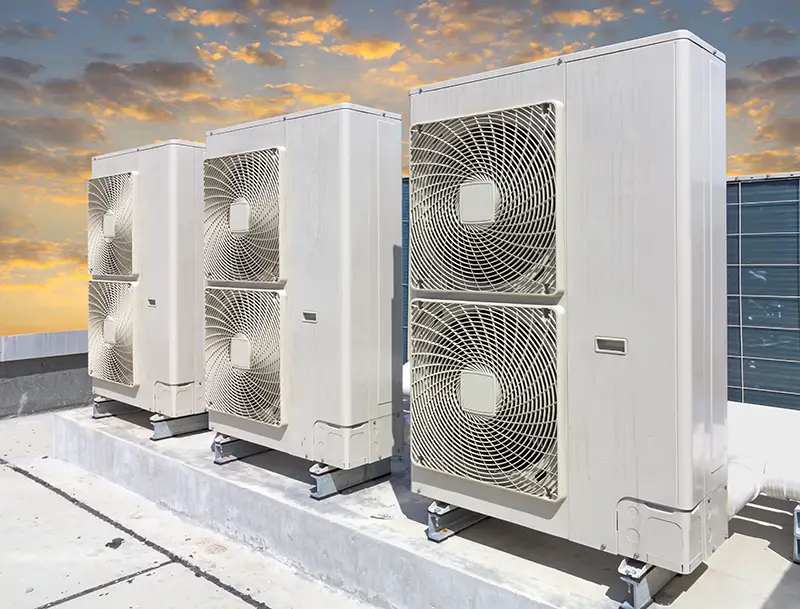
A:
[
  {"xmin": 402, "ymin": 174, "xmax": 800, "ymax": 409},
  {"xmin": 728, "ymin": 175, "xmax": 800, "ymax": 410}
]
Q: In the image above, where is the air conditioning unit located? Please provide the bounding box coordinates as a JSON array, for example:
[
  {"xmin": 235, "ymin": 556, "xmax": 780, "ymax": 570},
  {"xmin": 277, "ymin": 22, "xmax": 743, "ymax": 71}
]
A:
[
  {"xmin": 88, "ymin": 140, "xmax": 207, "ymax": 438},
  {"xmin": 204, "ymin": 104, "xmax": 403, "ymax": 498},
  {"xmin": 408, "ymin": 29, "xmax": 728, "ymax": 595}
]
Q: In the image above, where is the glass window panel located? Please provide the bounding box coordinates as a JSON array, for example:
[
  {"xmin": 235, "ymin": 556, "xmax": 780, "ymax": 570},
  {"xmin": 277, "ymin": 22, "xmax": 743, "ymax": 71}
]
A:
[
  {"xmin": 741, "ymin": 266, "xmax": 800, "ymax": 296},
  {"xmin": 743, "ymin": 358, "xmax": 800, "ymax": 394},
  {"xmin": 728, "ymin": 387, "xmax": 743, "ymax": 402},
  {"xmin": 741, "ymin": 234, "xmax": 799, "ymax": 265},
  {"xmin": 741, "ymin": 179, "xmax": 800, "ymax": 203},
  {"xmin": 728, "ymin": 266, "xmax": 740, "ymax": 295},
  {"xmin": 742, "ymin": 297, "xmax": 800, "ymax": 329},
  {"xmin": 727, "ymin": 183, "xmax": 740, "ymax": 205},
  {"xmin": 728, "ymin": 356, "xmax": 742, "ymax": 387},
  {"xmin": 728, "ymin": 296, "xmax": 740, "ymax": 325},
  {"xmin": 741, "ymin": 202, "xmax": 799, "ymax": 234},
  {"xmin": 727, "ymin": 236, "xmax": 739, "ymax": 264},
  {"xmin": 727, "ymin": 205, "xmax": 739, "ymax": 235},
  {"xmin": 743, "ymin": 389, "xmax": 800, "ymax": 411},
  {"xmin": 728, "ymin": 328, "xmax": 741, "ymax": 356},
  {"xmin": 742, "ymin": 327, "xmax": 800, "ymax": 361}
]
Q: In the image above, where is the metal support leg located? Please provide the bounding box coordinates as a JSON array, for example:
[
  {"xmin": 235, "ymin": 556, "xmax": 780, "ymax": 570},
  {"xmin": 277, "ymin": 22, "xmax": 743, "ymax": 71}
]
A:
[
  {"xmin": 309, "ymin": 459, "xmax": 391, "ymax": 500},
  {"xmin": 426, "ymin": 501, "xmax": 487, "ymax": 542},
  {"xmin": 150, "ymin": 412, "xmax": 209, "ymax": 441},
  {"xmin": 618, "ymin": 558, "xmax": 676, "ymax": 609},
  {"xmin": 91, "ymin": 396, "xmax": 137, "ymax": 419},
  {"xmin": 793, "ymin": 504, "xmax": 800, "ymax": 564},
  {"xmin": 211, "ymin": 434, "xmax": 269, "ymax": 465}
]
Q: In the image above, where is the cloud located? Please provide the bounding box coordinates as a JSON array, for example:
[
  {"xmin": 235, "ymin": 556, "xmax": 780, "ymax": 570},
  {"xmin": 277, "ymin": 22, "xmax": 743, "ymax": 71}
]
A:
[
  {"xmin": 542, "ymin": 7, "xmax": 623, "ymax": 26},
  {"xmin": 0, "ymin": 145, "xmax": 96, "ymax": 180},
  {"xmin": 727, "ymin": 77, "xmax": 755, "ymax": 105},
  {"xmin": 0, "ymin": 116, "xmax": 107, "ymax": 147},
  {"xmin": 0, "ymin": 76, "xmax": 37, "ymax": 102},
  {"xmin": 0, "ymin": 21, "xmax": 56, "ymax": 43},
  {"xmin": 745, "ymin": 56, "xmax": 800, "ymax": 81},
  {"xmin": 0, "ymin": 56, "xmax": 43, "ymax": 79},
  {"xmin": 0, "ymin": 238, "xmax": 85, "ymax": 272},
  {"xmin": 270, "ymin": 13, "xmax": 349, "ymax": 46},
  {"xmin": 327, "ymin": 37, "xmax": 404, "ymax": 60},
  {"xmin": 736, "ymin": 20, "xmax": 797, "ymax": 43},
  {"xmin": 268, "ymin": 0, "xmax": 337, "ymax": 13},
  {"xmin": 85, "ymin": 60, "xmax": 217, "ymax": 90},
  {"xmin": 728, "ymin": 147, "xmax": 800, "ymax": 176},
  {"xmin": 166, "ymin": 6, "xmax": 250, "ymax": 26},
  {"xmin": 196, "ymin": 42, "xmax": 285, "ymax": 67},
  {"xmin": 262, "ymin": 82, "xmax": 350, "ymax": 106},
  {"xmin": 108, "ymin": 8, "xmax": 131, "ymax": 22},
  {"xmin": 755, "ymin": 117, "xmax": 800, "ymax": 147},
  {"xmin": 51, "ymin": 0, "xmax": 83, "ymax": 12},
  {"xmin": 709, "ymin": 0, "xmax": 740, "ymax": 12},
  {"xmin": 763, "ymin": 75, "xmax": 800, "ymax": 96},
  {"xmin": 727, "ymin": 98, "xmax": 774, "ymax": 125}
]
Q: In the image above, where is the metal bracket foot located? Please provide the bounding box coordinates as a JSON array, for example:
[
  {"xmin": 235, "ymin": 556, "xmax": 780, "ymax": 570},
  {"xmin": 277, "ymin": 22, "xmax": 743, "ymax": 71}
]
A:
[
  {"xmin": 309, "ymin": 459, "xmax": 391, "ymax": 500},
  {"xmin": 91, "ymin": 397, "xmax": 137, "ymax": 420},
  {"xmin": 618, "ymin": 558, "xmax": 676, "ymax": 609},
  {"xmin": 211, "ymin": 434, "xmax": 269, "ymax": 465},
  {"xmin": 426, "ymin": 501, "xmax": 487, "ymax": 542},
  {"xmin": 150, "ymin": 412, "xmax": 209, "ymax": 441}
]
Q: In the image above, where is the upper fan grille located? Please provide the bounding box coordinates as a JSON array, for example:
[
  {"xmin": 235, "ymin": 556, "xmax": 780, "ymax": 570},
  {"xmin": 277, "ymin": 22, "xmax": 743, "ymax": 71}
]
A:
[
  {"xmin": 410, "ymin": 300, "xmax": 560, "ymax": 499},
  {"xmin": 204, "ymin": 148, "xmax": 282, "ymax": 284},
  {"xmin": 205, "ymin": 287, "xmax": 283, "ymax": 426},
  {"xmin": 409, "ymin": 103, "xmax": 558, "ymax": 295},
  {"xmin": 88, "ymin": 172, "xmax": 136, "ymax": 277},
  {"xmin": 88, "ymin": 280, "xmax": 136, "ymax": 387}
]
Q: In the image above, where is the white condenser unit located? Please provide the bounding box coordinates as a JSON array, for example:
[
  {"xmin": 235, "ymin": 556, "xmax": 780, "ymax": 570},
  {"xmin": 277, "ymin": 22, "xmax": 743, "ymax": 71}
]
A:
[
  {"xmin": 88, "ymin": 140, "xmax": 206, "ymax": 424},
  {"xmin": 204, "ymin": 104, "xmax": 403, "ymax": 495},
  {"xmin": 408, "ymin": 30, "xmax": 728, "ymax": 582}
]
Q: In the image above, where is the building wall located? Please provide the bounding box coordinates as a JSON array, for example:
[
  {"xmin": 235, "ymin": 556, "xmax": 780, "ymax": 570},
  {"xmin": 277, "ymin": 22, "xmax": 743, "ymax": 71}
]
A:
[{"xmin": 727, "ymin": 174, "xmax": 800, "ymax": 410}]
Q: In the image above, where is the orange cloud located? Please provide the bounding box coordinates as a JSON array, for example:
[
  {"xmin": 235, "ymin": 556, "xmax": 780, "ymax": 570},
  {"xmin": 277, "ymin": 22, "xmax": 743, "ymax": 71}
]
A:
[
  {"xmin": 167, "ymin": 6, "xmax": 249, "ymax": 27},
  {"xmin": 709, "ymin": 0, "xmax": 740, "ymax": 12},
  {"xmin": 0, "ymin": 269, "xmax": 88, "ymax": 335},
  {"xmin": 727, "ymin": 98, "xmax": 775, "ymax": 125},
  {"xmin": 543, "ymin": 7, "xmax": 624, "ymax": 27},
  {"xmin": 196, "ymin": 42, "xmax": 284, "ymax": 67},
  {"xmin": 52, "ymin": 0, "xmax": 82, "ymax": 12},
  {"xmin": 728, "ymin": 147, "xmax": 800, "ymax": 175},
  {"xmin": 327, "ymin": 38, "xmax": 404, "ymax": 60},
  {"xmin": 509, "ymin": 41, "xmax": 585, "ymax": 65}
]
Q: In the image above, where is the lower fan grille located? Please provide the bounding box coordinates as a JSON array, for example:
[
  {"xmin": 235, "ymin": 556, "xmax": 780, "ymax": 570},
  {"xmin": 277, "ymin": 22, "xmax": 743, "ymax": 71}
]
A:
[
  {"xmin": 88, "ymin": 280, "xmax": 136, "ymax": 387},
  {"xmin": 410, "ymin": 299, "xmax": 561, "ymax": 500},
  {"xmin": 205, "ymin": 287, "xmax": 283, "ymax": 426}
]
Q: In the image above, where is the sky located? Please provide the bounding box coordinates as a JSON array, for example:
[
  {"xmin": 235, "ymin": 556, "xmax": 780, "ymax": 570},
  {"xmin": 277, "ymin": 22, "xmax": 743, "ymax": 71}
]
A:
[{"xmin": 0, "ymin": 0, "xmax": 798, "ymax": 335}]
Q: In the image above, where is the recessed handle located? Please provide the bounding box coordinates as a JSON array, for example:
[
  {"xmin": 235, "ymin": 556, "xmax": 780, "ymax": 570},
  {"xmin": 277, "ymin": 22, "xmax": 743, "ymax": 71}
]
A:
[{"xmin": 595, "ymin": 337, "xmax": 627, "ymax": 355}]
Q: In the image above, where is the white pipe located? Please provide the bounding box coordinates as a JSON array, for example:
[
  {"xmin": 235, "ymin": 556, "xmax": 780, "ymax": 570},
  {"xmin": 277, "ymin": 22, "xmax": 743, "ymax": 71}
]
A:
[{"xmin": 399, "ymin": 375, "xmax": 800, "ymax": 518}]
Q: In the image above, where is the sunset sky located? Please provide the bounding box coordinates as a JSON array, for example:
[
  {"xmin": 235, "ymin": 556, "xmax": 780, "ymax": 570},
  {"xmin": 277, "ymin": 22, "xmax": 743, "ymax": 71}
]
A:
[{"xmin": 0, "ymin": 0, "xmax": 798, "ymax": 335}]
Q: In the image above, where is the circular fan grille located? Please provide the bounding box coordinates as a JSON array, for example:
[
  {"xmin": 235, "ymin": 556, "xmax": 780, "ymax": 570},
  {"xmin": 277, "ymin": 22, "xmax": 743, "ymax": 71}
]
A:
[
  {"xmin": 88, "ymin": 280, "xmax": 136, "ymax": 387},
  {"xmin": 88, "ymin": 173, "xmax": 135, "ymax": 277},
  {"xmin": 409, "ymin": 103, "xmax": 557, "ymax": 294},
  {"xmin": 204, "ymin": 149, "xmax": 282, "ymax": 283},
  {"xmin": 410, "ymin": 300, "xmax": 560, "ymax": 499},
  {"xmin": 205, "ymin": 287, "xmax": 282, "ymax": 425}
]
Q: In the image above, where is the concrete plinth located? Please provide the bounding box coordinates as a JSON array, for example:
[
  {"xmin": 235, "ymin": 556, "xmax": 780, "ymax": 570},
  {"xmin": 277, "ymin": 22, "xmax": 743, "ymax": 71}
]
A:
[{"xmin": 53, "ymin": 407, "xmax": 800, "ymax": 609}]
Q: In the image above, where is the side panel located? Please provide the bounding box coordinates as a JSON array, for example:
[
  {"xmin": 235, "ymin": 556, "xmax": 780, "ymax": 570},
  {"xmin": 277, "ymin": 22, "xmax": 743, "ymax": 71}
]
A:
[
  {"xmin": 674, "ymin": 40, "xmax": 728, "ymax": 509},
  {"xmin": 564, "ymin": 42, "xmax": 680, "ymax": 550}
]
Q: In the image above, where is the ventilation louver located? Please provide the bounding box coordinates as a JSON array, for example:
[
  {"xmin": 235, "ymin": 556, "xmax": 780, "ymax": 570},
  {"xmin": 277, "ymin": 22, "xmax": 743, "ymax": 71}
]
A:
[
  {"xmin": 88, "ymin": 172, "xmax": 136, "ymax": 277},
  {"xmin": 88, "ymin": 280, "xmax": 136, "ymax": 387},
  {"xmin": 205, "ymin": 287, "xmax": 284, "ymax": 425},
  {"xmin": 409, "ymin": 103, "xmax": 559, "ymax": 295},
  {"xmin": 204, "ymin": 148, "xmax": 283, "ymax": 284},
  {"xmin": 410, "ymin": 299, "xmax": 561, "ymax": 499}
]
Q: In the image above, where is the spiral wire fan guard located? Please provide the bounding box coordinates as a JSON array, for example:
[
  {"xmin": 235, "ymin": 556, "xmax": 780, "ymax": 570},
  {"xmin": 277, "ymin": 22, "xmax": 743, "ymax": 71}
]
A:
[
  {"xmin": 204, "ymin": 148, "xmax": 283, "ymax": 284},
  {"xmin": 88, "ymin": 172, "xmax": 136, "ymax": 277},
  {"xmin": 88, "ymin": 280, "xmax": 137, "ymax": 387},
  {"xmin": 410, "ymin": 300, "xmax": 563, "ymax": 500},
  {"xmin": 205, "ymin": 287, "xmax": 284, "ymax": 426},
  {"xmin": 409, "ymin": 103, "xmax": 561, "ymax": 295}
]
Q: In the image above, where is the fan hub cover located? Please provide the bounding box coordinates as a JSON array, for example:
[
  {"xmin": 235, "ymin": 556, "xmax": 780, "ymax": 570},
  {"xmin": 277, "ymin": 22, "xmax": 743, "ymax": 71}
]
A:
[{"xmin": 459, "ymin": 180, "xmax": 498, "ymax": 225}]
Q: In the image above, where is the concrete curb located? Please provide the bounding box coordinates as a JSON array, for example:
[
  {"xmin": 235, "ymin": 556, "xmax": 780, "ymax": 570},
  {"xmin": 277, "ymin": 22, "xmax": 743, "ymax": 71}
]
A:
[{"xmin": 54, "ymin": 408, "xmax": 619, "ymax": 609}]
